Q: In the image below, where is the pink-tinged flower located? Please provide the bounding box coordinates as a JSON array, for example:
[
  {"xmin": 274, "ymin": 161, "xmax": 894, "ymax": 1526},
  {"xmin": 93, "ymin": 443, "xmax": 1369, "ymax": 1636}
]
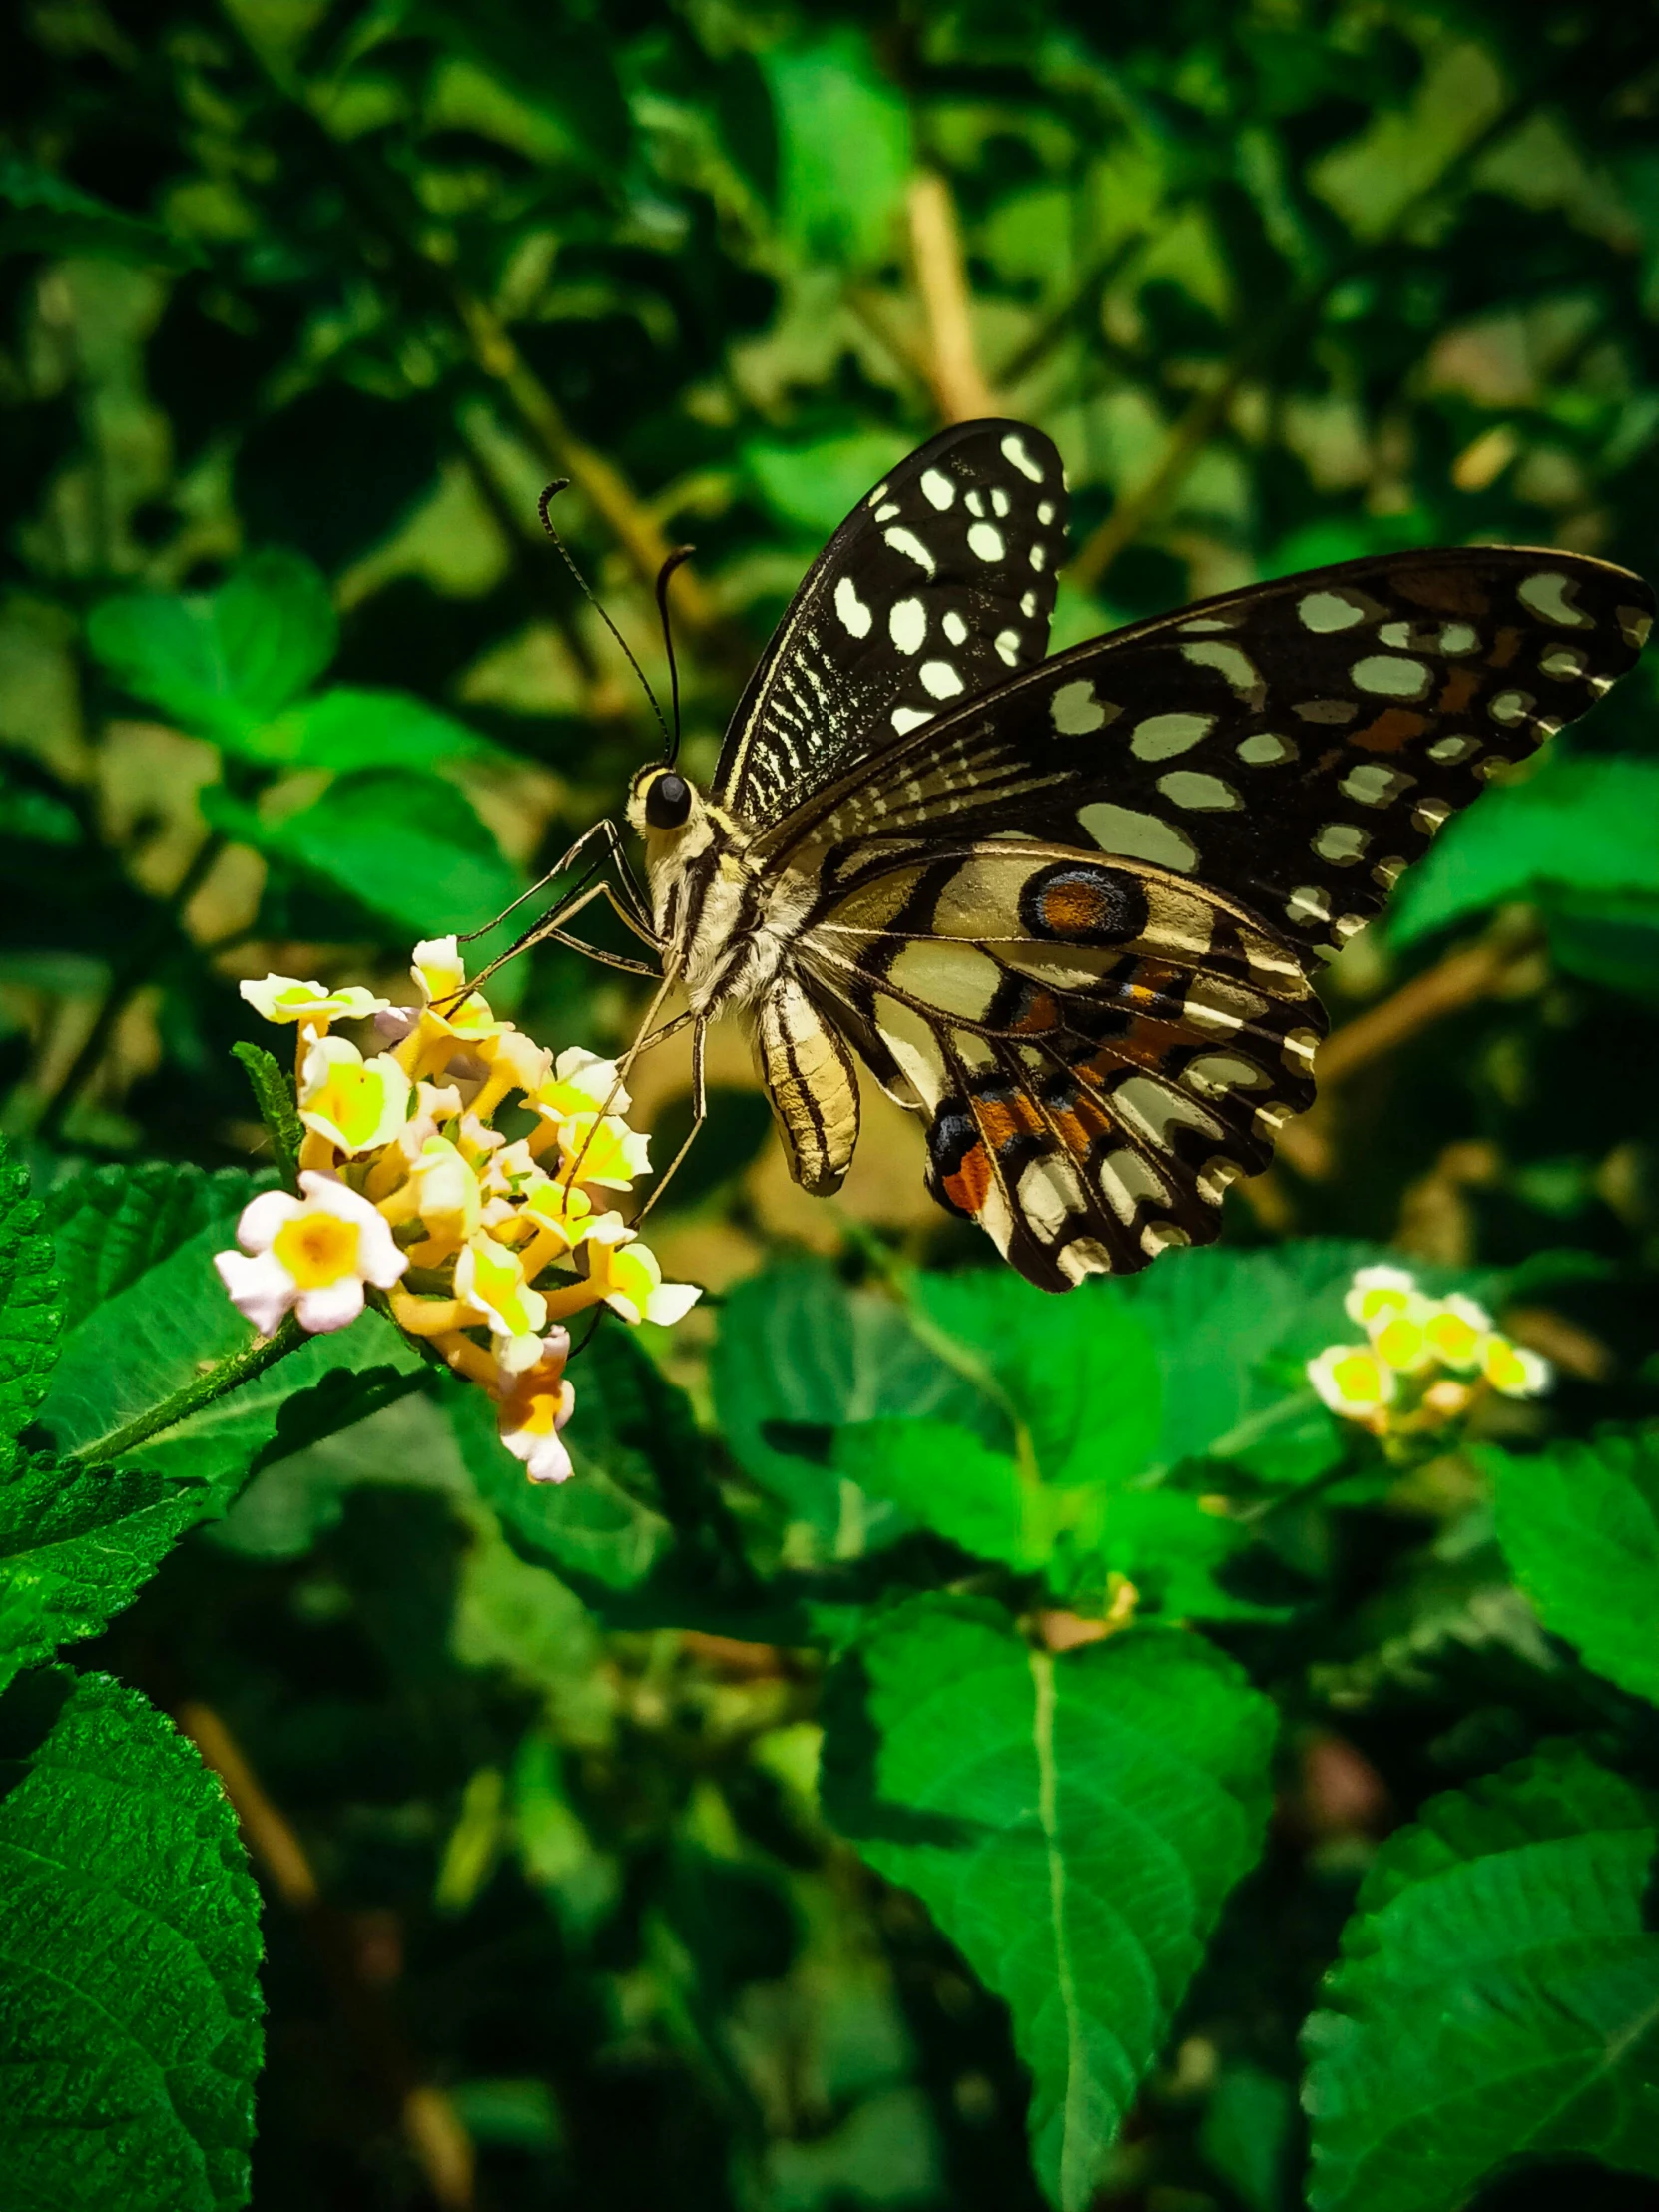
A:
[
  {"xmin": 240, "ymin": 975, "xmax": 392, "ymax": 1030},
  {"xmin": 584, "ymin": 1228, "xmax": 702, "ymax": 1327},
  {"xmin": 297, "ymin": 1035, "xmax": 411, "ymax": 1155},
  {"xmin": 495, "ymin": 1328, "xmax": 577, "ymax": 1484},
  {"xmin": 454, "ymin": 1232, "xmax": 548, "ymax": 1373},
  {"xmin": 1344, "ymin": 1265, "xmax": 1417, "ymax": 1330},
  {"xmin": 1480, "ymin": 1334, "xmax": 1552, "ymax": 1398},
  {"xmin": 215, "ymin": 1172, "xmax": 407, "ymax": 1336},
  {"xmin": 1307, "ymin": 1343, "xmax": 1397, "ymax": 1421}
]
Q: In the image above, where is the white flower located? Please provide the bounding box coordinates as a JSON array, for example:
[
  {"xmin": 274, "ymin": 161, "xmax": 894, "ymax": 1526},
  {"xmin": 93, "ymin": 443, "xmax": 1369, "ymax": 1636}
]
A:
[
  {"xmin": 535, "ymin": 1045, "xmax": 630, "ymax": 1120},
  {"xmin": 1307, "ymin": 1342, "xmax": 1397, "ymax": 1421},
  {"xmin": 1480, "ymin": 1334, "xmax": 1553, "ymax": 1398},
  {"xmin": 297, "ymin": 1035, "xmax": 411, "ymax": 1155},
  {"xmin": 1421, "ymin": 1294, "xmax": 1493, "ymax": 1372},
  {"xmin": 495, "ymin": 1329, "xmax": 577, "ymax": 1484},
  {"xmin": 1344, "ymin": 1265, "xmax": 1418, "ymax": 1329},
  {"xmin": 214, "ymin": 1172, "xmax": 406, "ymax": 1336},
  {"xmin": 240, "ymin": 975, "xmax": 392, "ymax": 1029},
  {"xmin": 585, "ymin": 1231, "xmax": 702, "ymax": 1327},
  {"xmin": 454, "ymin": 1232, "xmax": 548, "ymax": 1373}
]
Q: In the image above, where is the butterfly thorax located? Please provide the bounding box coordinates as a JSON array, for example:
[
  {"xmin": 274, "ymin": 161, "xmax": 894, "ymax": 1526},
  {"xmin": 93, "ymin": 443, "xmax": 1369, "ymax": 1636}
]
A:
[{"xmin": 627, "ymin": 769, "xmax": 813, "ymax": 1016}]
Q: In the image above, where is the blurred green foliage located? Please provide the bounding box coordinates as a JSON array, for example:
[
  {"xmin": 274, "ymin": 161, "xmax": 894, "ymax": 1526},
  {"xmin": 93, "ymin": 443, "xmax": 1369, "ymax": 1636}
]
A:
[{"xmin": 5, "ymin": 1, "xmax": 1659, "ymax": 2208}]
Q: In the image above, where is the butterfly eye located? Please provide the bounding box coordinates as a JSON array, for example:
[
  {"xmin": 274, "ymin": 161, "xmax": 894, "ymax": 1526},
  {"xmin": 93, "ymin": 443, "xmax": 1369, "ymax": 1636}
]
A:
[{"xmin": 645, "ymin": 772, "xmax": 692, "ymax": 830}]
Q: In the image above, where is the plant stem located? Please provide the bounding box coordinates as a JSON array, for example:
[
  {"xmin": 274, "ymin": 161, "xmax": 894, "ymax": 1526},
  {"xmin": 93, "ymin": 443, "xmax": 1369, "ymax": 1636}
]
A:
[{"xmin": 79, "ymin": 1312, "xmax": 306, "ymax": 1468}]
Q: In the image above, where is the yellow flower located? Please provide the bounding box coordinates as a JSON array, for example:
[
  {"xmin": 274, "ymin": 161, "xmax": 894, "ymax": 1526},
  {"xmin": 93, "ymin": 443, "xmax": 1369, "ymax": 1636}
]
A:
[
  {"xmin": 215, "ymin": 1172, "xmax": 407, "ymax": 1335},
  {"xmin": 240, "ymin": 975, "xmax": 392, "ymax": 1031},
  {"xmin": 1307, "ymin": 1343, "xmax": 1397, "ymax": 1421},
  {"xmin": 584, "ymin": 1228, "xmax": 702, "ymax": 1327},
  {"xmin": 1480, "ymin": 1334, "xmax": 1552, "ymax": 1398},
  {"xmin": 494, "ymin": 1328, "xmax": 577, "ymax": 1485},
  {"xmin": 454, "ymin": 1232, "xmax": 549, "ymax": 1372},
  {"xmin": 394, "ymin": 1135, "xmax": 483, "ymax": 1251},
  {"xmin": 1369, "ymin": 1304, "xmax": 1437, "ymax": 1375},
  {"xmin": 552, "ymin": 1112, "xmax": 652, "ymax": 1191},
  {"xmin": 533, "ymin": 1046, "xmax": 630, "ymax": 1124},
  {"xmin": 1344, "ymin": 1265, "xmax": 1418, "ymax": 1330},
  {"xmin": 410, "ymin": 935, "xmax": 509, "ymax": 1043},
  {"xmin": 297, "ymin": 1036, "xmax": 411, "ymax": 1156},
  {"xmin": 1421, "ymin": 1294, "xmax": 1493, "ymax": 1372}
]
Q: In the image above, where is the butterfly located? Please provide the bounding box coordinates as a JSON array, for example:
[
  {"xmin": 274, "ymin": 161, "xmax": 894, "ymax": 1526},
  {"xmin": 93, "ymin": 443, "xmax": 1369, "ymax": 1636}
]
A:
[{"xmin": 534, "ymin": 418, "xmax": 1653, "ymax": 1294}]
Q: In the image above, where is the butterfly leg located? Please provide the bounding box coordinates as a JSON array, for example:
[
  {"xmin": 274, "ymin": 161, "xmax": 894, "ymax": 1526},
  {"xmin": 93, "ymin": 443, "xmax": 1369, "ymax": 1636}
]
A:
[{"xmin": 630, "ymin": 1016, "xmax": 708, "ymax": 1227}]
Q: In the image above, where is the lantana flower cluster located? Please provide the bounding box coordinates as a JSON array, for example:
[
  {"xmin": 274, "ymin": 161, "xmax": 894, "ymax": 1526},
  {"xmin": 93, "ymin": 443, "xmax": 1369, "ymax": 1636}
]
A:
[
  {"xmin": 214, "ymin": 939, "xmax": 699, "ymax": 1486},
  {"xmin": 1306, "ymin": 1265, "xmax": 1550, "ymax": 1437}
]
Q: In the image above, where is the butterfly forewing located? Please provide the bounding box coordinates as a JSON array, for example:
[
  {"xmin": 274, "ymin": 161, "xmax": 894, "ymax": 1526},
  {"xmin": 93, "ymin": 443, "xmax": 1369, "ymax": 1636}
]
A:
[
  {"xmin": 768, "ymin": 547, "xmax": 1655, "ymax": 969},
  {"xmin": 714, "ymin": 418, "xmax": 1069, "ymax": 822}
]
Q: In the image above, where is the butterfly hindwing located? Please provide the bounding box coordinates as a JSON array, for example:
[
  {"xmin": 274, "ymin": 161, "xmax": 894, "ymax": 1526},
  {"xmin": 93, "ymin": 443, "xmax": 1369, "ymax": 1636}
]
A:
[
  {"xmin": 765, "ymin": 547, "xmax": 1655, "ymax": 968},
  {"xmin": 714, "ymin": 418, "xmax": 1069, "ymax": 822},
  {"xmin": 796, "ymin": 842, "xmax": 1324, "ymax": 1287}
]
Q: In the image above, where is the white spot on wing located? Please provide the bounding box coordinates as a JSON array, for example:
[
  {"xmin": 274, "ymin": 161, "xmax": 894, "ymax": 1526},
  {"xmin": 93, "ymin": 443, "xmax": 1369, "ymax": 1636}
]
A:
[
  {"xmin": 1099, "ymin": 1148, "xmax": 1169, "ymax": 1222},
  {"xmin": 884, "ymin": 526, "xmax": 936, "ymax": 575},
  {"xmin": 1029, "ymin": 542, "xmax": 1047, "ymax": 571},
  {"xmin": 1488, "ymin": 690, "xmax": 1531, "ymax": 724},
  {"xmin": 920, "ymin": 468, "xmax": 954, "ymax": 511},
  {"xmin": 1078, "ymin": 803, "xmax": 1198, "ymax": 872},
  {"xmin": 890, "ymin": 705, "xmax": 933, "ymax": 736},
  {"xmin": 920, "ymin": 659, "xmax": 963, "ymax": 700},
  {"xmin": 1540, "ymin": 645, "xmax": 1588, "ymax": 678},
  {"xmin": 1183, "ymin": 639, "xmax": 1265, "ymax": 706},
  {"xmin": 967, "ymin": 521, "xmax": 1005, "ymax": 562},
  {"xmin": 1158, "ymin": 770, "xmax": 1243, "ymax": 811},
  {"xmin": 1114, "ymin": 1073, "xmax": 1222, "ymax": 1149},
  {"xmin": 874, "ymin": 502, "xmax": 900, "ymax": 522},
  {"xmin": 991, "ymin": 486, "xmax": 1011, "ymax": 517},
  {"xmin": 1050, "ymin": 680, "xmax": 1107, "ymax": 735},
  {"xmin": 1001, "ymin": 432, "xmax": 1043, "ymax": 481},
  {"xmin": 1314, "ymin": 822, "xmax": 1369, "ymax": 863},
  {"xmin": 1237, "ymin": 732, "xmax": 1297, "ymax": 766},
  {"xmin": 1037, "ymin": 500, "xmax": 1055, "ymax": 524},
  {"xmin": 942, "ymin": 610, "xmax": 967, "ymax": 645},
  {"xmin": 1020, "ymin": 590, "xmax": 1037, "ymax": 618},
  {"xmin": 1427, "ymin": 735, "xmax": 1478, "ymax": 763},
  {"xmin": 994, "ymin": 628, "xmax": 1021, "ymax": 666},
  {"xmin": 1353, "ymin": 654, "xmax": 1430, "ymax": 698},
  {"xmin": 834, "ymin": 577, "xmax": 872, "ymax": 639},
  {"xmin": 1341, "ymin": 763, "xmax": 1412, "ymax": 806},
  {"xmin": 865, "ymin": 481, "xmax": 890, "ymax": 507},
  {"xmin": 1287, "ymin": 884, "xmax": 1332, "ymax": 923},
  {"xmin": 1518, "ymin": 570, "xmax": 1591, "ymax": 627},
  {"xmin": 1131, "ymin": 711, "xmax": 1214, "ymax": 761},
  {"xmin": 889, "ymin": 597, "xmax": 926, "ymax": 655},
  {"xmin": 1298, "ymin": 590, "xmax": 1367, "ymax": 632}
]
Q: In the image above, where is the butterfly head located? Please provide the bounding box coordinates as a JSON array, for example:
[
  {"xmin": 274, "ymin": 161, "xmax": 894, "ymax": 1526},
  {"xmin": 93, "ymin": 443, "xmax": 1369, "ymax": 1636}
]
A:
[{"xmin": 628, "ymin": 763, "xmax": 701, "ymax": 837}]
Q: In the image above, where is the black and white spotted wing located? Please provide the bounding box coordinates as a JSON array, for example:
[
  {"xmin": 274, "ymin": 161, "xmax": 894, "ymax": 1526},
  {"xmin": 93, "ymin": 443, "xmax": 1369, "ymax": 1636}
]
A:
[
  {"xmin": 761, "ymin": 546, "xmax": 1655, "ymax": 969},
  {"xmin": 714, "ymin": 418, "xmax": 1068, "ymax": 823}
]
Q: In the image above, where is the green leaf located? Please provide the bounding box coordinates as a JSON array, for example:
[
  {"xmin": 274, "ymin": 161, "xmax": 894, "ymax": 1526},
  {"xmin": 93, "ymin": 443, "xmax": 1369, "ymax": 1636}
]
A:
[
  {"xmin": 1388, "ymin": 756, "xmax": 1659, "ymax": 949},
  {"xmin": 1542, "ymin": 887, "xmax": 1659, "ymax": 1006},
  {"xmin": 446, "ymin": 1369, "xmax": 675, "ymax": 1596},
  {"xmin": 1199, "ymin": 2062, "xmax": 1299, "ymax": 2212},
  {"xmin": 1486, "ymin": 1426, "xmax": 1659, "ymax": 1705},
  {"xmin": 46, "ymin": 1161, "xmax": 266, "ymax": 1331},
  {"xmin": 86, "ymin": 551, "xmax": 337, "ymax": 745},
  {"xmin": 1303, "ymin": 1745, "xmax": 1659, "ymax": 2212},
  {"xmin": 762, "ymin": 28, "xmax": 912, "ymax": 268},
  {"xmin": 711, "ymin": 1262, "xmax": 996, "ymax": 1548},
  {"xmin": 913, "ymin": 1272, "xmax": 1162, "ymax": 1488},
  {"xmin": 0, "ymin": 1669, "xmax": 263, "ymax": 2210},
  {"xmin": 1120, "ymin": 1240, "xmax": 1378, "ymax": 1468},
  {"xmin": 414, "ymin": 0, "xmax": 631, "ymax": 165},
  {"xmin": 203, "ymin": 767, "xmax": 522, "ymax": 941},
  {"xmin": 0, "ymin": 1136, "xmax": 64, "ymax": 1444},
  {"xmin": 38, "ymin": 1222, "xmax": 425, "ymax": 1494},
  {"xmin": 823, "ymin": 1598, "xmax": 1276, "ymax": 2212},
  {"xmin": 745, "ymin": 429, "xmax": 911, "ymax": 539},
  {"xmin": 0, "ymin": 1452, "xmax": 206, "ymax": 1689},
  {"xmin": 235, "ymin": 686, "xmax": 500, "ymax": 776},
  {"xmin": 230, "ymin": 1043, "xmax": 301, "ymax": 1187},
  {"xmin": 833, "ymin": 1419, "xmax": 1054, "ymax": 1571},
  {"xmin": 0, "ymin": 157, "xmax": 201, "ymax": 268}
]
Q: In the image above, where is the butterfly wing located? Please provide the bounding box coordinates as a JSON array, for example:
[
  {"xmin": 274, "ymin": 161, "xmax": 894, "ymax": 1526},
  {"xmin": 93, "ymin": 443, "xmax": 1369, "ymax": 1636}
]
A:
[
  {"xmin": 794, "ymin": 841, "xmax": 1323, "ymax": 1287},
  {"xmin": 760, "ymin": 547, "xmax": 1655, "ymax": 968},
  {"xmin": 713, "ymin": 418, "xmax": 1068, "ymax": 823}
]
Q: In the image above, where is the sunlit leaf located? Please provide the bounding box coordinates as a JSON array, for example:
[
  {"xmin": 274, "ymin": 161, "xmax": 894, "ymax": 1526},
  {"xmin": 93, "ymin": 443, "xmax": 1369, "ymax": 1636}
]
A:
[
  {"xmin": 823, "ymin": 1597, "xmax": 1276, "ymax": 2212},
  {"xmin": 0, "ymin": 1135, "xmax": 63, "ymax": 1443},
  {"xmin": 46, "ymin": 1161, "xmax": 266, "ymax": 1331},
  {"xmin": 86, "ymin": 551, "xmax": 337, "ymax": 745},
  {"xmin": 762, "ymin": 28, "xmax": 911, "ymax": 267}
]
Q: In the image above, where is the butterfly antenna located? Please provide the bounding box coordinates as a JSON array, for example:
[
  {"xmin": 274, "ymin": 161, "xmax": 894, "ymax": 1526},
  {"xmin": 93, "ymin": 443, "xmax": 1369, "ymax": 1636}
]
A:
[
  {"xmin": 655, "ymin": 544, "xmax": 696, "ymax": 765},
  {"xmin": 538, "ymin": 480, "xmax": 672, "ymax": 750}
]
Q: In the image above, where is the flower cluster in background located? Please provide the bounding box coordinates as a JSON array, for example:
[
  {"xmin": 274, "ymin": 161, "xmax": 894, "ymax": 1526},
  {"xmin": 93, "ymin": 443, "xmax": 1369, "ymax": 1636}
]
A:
[
  {"xmin": 1306, "ymin": 1265, "xmax": 1550, "ymax": 1437},
  {"xmin": 216, "ymin": 939, "xmax": 700, "ymax": 1484}
]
